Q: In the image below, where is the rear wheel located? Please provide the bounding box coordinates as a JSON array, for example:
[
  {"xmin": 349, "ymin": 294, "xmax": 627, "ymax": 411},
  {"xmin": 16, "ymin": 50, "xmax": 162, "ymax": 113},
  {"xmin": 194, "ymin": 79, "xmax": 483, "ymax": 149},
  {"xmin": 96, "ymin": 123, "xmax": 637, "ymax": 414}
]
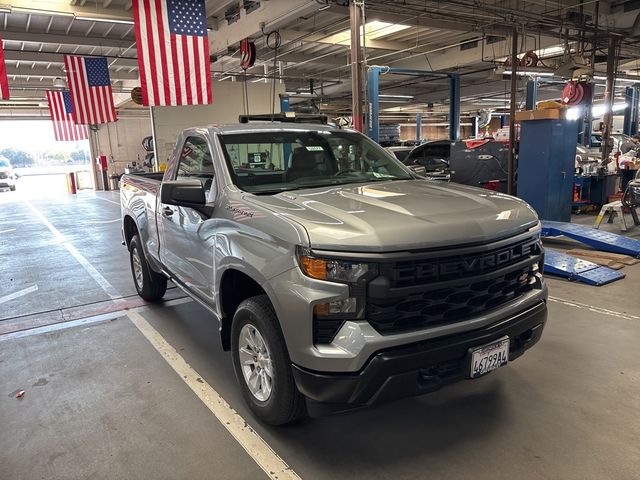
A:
[
  {"xmin": 231, "ymin": 295, "xmax": 306, "ymax": 425},
  {"xmin": 130, "ymin": 234, "xmax": 167, "ymax": 301}
]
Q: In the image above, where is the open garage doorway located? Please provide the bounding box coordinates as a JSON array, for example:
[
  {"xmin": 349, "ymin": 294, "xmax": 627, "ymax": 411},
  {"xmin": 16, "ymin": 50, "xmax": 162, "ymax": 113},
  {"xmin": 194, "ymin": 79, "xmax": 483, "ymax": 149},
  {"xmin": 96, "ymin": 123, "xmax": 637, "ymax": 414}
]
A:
[{"xmin": 0, "ymin": 120, "xmax": 93, "ymax": 198}]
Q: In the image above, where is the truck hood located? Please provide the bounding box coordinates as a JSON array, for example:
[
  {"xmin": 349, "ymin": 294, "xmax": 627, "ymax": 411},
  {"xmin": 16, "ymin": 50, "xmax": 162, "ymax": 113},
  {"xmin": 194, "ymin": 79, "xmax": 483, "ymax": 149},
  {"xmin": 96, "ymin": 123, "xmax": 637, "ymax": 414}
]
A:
[{"xmin": 252, "ymin": 180, "xmax": 539, "ymax": 252}]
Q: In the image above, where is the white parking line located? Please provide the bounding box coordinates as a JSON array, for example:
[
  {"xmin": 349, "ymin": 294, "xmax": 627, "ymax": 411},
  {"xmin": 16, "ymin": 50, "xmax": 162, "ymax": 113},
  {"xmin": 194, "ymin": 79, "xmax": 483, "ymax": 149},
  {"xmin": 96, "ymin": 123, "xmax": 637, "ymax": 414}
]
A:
[
  {"xmin": 0, "ymin": 284, "xmax": 38, "ymax": 305},
  {"xmin": 25, "ymin": 200, "xmax": 121, "ymax": 300},
  {"xmin": 0, "ymin": 297, "xmax": 193, "ymax": 342},
  {"xmin": 127, "ymin": 310, "xmax": 301, "ymax": 480},
  {"xmin": 0, "ymin": 228, "xmax": 17, "ymax": 234},
  {"xmin": 548, "ymin": 296, "xmax": 640, "ymax": 321}
]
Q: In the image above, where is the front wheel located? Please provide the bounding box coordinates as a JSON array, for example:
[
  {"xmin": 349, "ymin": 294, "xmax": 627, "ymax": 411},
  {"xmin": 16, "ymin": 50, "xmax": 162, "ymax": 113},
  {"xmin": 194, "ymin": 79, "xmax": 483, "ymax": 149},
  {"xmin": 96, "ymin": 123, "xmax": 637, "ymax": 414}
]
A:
[
  {"xmin": 231, "ymin": 295, "xmax": 306, "ymax": 426},
  {"xmin": 9, "ymin": 185, "xmax": 15, "ymax": 191},
  {"xmin": 129, "ymin": 234, "xmax": 167, "ymax": 301}
]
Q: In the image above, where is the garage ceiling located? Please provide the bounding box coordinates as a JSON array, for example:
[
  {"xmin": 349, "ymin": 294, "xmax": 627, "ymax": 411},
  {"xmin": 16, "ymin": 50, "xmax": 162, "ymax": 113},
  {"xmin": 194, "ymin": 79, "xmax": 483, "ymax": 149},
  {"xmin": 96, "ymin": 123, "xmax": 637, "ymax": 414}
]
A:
[{"xmin": 1, "ymin": 0, "xmax": 640, "ymax": 120}]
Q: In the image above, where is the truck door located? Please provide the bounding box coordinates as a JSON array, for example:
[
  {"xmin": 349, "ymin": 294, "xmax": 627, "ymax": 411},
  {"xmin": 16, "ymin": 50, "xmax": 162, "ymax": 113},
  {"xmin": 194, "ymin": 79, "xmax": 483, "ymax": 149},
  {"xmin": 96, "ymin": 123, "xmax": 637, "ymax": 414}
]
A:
[{"xmin": 158, "ymin": 135, "xmax": 217, "ymax": 304}]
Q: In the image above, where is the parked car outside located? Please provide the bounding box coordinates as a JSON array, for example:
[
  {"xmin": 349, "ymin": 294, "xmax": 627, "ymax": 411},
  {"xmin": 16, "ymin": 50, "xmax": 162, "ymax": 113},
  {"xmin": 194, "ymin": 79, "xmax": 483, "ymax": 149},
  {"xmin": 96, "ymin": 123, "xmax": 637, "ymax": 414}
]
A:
[{"xmin": 0, "ymin": 156, "xmax": 17, "ymax": 191}]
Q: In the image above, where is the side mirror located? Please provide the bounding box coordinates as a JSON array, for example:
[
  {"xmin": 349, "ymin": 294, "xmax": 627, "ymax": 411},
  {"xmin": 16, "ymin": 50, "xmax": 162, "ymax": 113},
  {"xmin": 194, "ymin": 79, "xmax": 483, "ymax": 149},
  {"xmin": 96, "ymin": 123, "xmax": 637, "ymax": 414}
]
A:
[{"xmin": 160, "ymin": 180, "xmax": 206, "ymax": 208}]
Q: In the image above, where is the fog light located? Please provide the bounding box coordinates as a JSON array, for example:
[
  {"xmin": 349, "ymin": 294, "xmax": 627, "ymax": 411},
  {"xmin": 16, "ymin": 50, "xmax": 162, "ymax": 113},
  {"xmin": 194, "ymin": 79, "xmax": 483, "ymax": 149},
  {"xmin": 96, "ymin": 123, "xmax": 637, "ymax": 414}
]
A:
[{"xmin": 314, "ymin": 297, "xmax": 357, "ymax": 316}]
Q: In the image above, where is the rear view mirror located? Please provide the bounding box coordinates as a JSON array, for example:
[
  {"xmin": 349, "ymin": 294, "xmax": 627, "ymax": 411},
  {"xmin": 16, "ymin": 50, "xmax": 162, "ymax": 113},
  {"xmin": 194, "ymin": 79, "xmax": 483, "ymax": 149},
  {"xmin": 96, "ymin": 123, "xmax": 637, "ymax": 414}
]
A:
[{"xmin": 161, "ymin": 180, "xmax": 206, "ymax": 208}]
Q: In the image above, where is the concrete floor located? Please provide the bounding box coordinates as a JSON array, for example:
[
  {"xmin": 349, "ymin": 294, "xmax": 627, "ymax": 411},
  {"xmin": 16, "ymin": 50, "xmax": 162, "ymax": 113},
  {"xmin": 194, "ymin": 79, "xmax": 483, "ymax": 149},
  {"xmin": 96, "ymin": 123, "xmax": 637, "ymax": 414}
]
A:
[{"xmin": 1, "ymin": 188, "xmax": 639, "ymax": 479}]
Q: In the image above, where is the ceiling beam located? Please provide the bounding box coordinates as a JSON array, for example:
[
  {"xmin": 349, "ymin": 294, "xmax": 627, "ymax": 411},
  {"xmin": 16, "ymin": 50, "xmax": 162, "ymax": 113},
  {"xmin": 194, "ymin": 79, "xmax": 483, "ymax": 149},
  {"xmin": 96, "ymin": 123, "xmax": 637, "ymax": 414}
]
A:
[
  {"xmin": 209, "ymin": 0, "xmax": 325, "ymax": 55},
  {"xmin": 1, "ymin": 30, "xmax": 134, "ymax": 49},
  {"xmin": 4, "ymin": 0, "xmax": 133, "ymax": 22},
  {"xmin": 278, "ymin": 29, "xmax": 412, "ymax": 52},
  {"xmin": 3, "ymin": 50, "xmax": 139, "ymax": 68},
  {"xmin": 6, "ymin": 64, "xmax": 139, "ymax": 80}
]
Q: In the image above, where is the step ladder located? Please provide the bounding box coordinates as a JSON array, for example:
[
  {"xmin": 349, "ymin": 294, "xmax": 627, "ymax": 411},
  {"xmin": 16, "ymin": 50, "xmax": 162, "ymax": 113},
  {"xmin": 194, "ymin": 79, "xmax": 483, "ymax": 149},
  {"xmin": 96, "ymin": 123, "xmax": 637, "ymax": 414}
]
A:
[{"xmin": 594, "ymin": 200, "xmax": 640, "ymax": 232}]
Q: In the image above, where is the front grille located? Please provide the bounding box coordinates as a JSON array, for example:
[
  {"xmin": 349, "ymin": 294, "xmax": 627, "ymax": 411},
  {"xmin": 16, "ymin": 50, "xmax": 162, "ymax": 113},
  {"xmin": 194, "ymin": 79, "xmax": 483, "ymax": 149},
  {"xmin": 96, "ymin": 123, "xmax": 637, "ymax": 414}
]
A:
[
  {"xmin": 366, "ymin": 238, "xmax": 543, "ymax": 335},
  {"xmin": 313, "ymin": 318, "xmax": 345, "ymax": 344}
]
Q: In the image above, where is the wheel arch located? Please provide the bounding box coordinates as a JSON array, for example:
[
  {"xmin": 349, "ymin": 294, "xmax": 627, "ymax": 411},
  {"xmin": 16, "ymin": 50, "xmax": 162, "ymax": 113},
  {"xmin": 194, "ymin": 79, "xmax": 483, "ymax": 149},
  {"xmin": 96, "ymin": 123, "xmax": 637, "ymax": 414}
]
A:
[{"xmin": 217, "ymin": 266, "xmax": 283, "ymax": 352}]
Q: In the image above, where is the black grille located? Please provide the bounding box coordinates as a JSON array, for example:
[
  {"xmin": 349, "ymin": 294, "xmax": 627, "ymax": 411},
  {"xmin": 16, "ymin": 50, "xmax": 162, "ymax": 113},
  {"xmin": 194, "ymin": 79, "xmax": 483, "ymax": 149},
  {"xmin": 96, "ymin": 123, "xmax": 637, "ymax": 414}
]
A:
[
  {"xmin": 313, "ymin": 318, "xmax": 345, "ymax": 344},
  {"xmin": 367, "ymin": 264, "xmax": 538, "ymax": 334},
  {"xmin": 366, "ymin": 237, "xmax": 543, "ymax": 335}
]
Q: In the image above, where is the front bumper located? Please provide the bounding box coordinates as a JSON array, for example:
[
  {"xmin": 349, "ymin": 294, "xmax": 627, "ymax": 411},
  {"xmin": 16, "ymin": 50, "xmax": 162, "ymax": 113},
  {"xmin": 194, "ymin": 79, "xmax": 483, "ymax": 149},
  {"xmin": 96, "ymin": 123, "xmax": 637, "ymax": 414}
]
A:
[{"xmin": 292, "ymin": 300, "xmax": 547, "ymax": 411}]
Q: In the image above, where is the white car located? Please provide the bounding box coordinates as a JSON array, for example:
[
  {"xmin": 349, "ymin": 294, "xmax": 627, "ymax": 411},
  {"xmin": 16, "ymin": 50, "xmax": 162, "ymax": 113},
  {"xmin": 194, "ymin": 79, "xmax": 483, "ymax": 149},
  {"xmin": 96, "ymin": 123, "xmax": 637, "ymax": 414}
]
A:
[{"xmin": 0, "ymin": 156, "xmax": 17, "ymax": 191}]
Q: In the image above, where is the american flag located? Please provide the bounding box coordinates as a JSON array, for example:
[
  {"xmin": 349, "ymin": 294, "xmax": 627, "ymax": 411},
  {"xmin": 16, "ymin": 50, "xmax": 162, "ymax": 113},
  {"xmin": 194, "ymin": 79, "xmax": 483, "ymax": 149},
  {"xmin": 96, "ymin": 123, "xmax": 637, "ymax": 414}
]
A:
[
  {"xmin": 64, "ymin": 55, "xmax": 117, "ymax": 125},
  {"xmin": 133, "ymin": 0, "xmax": 212, "ymax": 106},
  {"xmin": 46, "ymin": 91, "xmax": 89, "ymax": 142},
  {"xmin": 0, "ymin": 34, "xmax": 9, "ymax": 100}
]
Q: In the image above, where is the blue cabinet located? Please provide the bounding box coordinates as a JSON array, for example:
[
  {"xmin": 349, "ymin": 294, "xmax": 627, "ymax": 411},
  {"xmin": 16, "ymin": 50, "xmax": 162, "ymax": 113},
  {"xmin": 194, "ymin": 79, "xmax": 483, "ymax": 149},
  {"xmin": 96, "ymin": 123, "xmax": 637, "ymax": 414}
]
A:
[{"xmin": 517, "ymin": 119, "xmax": 579, "ymax": 222}]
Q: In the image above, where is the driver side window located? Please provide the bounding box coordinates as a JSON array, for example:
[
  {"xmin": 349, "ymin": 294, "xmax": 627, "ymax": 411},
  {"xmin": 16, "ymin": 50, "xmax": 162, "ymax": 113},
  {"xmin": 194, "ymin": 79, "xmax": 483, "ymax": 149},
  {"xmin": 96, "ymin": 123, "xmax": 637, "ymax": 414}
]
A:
[{"xmin": 176, "ymin": 136, "xmax": 214, "ymax": 182}]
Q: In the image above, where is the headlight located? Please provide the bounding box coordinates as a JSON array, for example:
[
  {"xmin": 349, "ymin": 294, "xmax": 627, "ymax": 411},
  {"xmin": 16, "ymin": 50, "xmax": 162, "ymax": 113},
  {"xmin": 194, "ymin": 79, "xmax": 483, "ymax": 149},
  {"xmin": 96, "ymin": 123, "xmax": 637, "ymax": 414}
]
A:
[
  {"xmin": 297, "ymin": 247, "xmax": 377, "ymax": 326},
  {"xmin": 296, "ymin": 246, "xmax": 374, "ymax": 284}
]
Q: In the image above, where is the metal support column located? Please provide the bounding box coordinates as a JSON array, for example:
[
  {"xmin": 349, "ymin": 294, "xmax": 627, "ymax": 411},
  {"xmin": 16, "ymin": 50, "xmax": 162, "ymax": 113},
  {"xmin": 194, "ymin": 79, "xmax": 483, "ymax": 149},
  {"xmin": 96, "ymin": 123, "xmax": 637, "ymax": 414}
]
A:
[
  {"xmin": 280, "ymin": 95, "xmax": 292, "ymax": 168},
  {"xmin": 416, "ymin": 113, "xmax": 422, "ymax": 142},
  {"xmin": 601, "ymin": 36, "xmax": 619, "ymax": 163},
  {"xmin": 507, "ymin": 25, "xmax": 518, "ymax": 196},
  {"xmin": 449, "ymin": 73, "xmax": 460, "ymax": 141},
  {"xmin": 349, "ymin": 1, "xmax": 364, "ymax": 132},
  {"xmin": 623, "ymin": 86, "xmax": 637, "ymax": 136},
  {"xmin": 581, "ymin": 82, "xmax": 595, "ymax": 146},
  {"xmin": 525, "ymin": 79, "xmax": 538, "ymax": 110},
  {"xmin": 367, "ymin": 67, "xmax": 381, "ymax": 142}
]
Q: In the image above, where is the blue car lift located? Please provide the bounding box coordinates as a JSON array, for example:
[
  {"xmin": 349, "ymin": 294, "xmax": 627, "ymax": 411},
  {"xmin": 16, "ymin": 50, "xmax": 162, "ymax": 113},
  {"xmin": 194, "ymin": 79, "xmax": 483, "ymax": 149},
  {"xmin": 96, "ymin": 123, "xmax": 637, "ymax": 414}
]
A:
[
  {"xmin": 541, "ymin": 221, "xmax": 640, "ymax": 257},
  {"xmin": 541, "ymin": 220, "xmax": 640, "ymax": 285},
  {"xmin": 366, "ymin": 67, "xmax": 460, "ymax": 143},
  {"xmin": 543, "ymin": 249, "xmax": 625, "ymax": 286}
]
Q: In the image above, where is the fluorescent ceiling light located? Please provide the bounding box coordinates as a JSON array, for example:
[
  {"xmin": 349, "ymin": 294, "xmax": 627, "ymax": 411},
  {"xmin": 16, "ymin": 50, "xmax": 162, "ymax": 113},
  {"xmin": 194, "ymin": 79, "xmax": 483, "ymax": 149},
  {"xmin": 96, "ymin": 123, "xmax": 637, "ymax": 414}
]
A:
[
  {"xmin": 0, "ymin": 6, "xmax": 10, "ymax": 14},
  {"xmin": 593, "ymin": 75, "xmax": 640, "ymax": 84},
  {"xmin": 75, "ymin": 15, "xmax": 134, "ymax": 25},
  {"xmin": 590, "ymin": 103, "xmax": 628, "ymax": 117},
  {"xmin": 499, "ymin": 68, "xmax": 554, "ymax": 77},
  {"xmin": 321, "ymin": 21, "xmax": 411, "ymax": 46},
  {"xmin": 379, "ymin": 94, "xmax": 414, "ymax": 99}
]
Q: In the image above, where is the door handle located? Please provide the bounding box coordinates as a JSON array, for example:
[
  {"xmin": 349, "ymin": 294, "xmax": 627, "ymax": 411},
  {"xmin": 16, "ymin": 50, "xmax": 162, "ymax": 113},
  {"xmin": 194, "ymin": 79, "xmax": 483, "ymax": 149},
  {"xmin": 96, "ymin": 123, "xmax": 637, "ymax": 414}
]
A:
[{"xmin": 162, "ymin": 207, "xmax": 174, "ymax": 217}]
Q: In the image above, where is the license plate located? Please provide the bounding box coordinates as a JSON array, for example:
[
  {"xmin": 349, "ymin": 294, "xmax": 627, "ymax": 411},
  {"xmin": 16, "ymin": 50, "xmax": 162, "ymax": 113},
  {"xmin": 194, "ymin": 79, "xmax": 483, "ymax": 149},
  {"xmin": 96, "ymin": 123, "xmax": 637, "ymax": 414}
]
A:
[{"xmin": 469, "ymin": 337, "xmax": 509, "ymax": 378}]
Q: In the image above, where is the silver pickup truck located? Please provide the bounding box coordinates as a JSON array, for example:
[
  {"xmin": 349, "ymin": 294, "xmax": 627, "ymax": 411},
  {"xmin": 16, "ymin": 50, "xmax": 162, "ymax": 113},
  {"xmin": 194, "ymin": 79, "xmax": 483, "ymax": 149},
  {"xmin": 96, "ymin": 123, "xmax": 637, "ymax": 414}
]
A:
[{"xmin": 121, "ymin": 118, "xmax": 547, "ymax": 425}]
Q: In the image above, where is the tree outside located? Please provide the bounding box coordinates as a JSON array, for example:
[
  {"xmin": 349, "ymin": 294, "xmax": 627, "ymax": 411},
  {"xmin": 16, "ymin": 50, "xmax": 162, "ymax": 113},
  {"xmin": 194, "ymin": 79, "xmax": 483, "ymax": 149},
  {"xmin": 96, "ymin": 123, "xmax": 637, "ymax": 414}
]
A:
[{"xmin": 0, "ymin": 148, "xmax": 34, "ymax": 167}]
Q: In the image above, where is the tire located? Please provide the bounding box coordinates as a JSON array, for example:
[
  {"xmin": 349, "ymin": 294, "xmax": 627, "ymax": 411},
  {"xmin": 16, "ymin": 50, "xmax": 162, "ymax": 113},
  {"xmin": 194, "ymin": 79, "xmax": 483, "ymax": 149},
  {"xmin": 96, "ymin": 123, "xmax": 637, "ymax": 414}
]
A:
[
  {"xmin": 231, "ymin": 295, "xmax": 307, "ymax": 426},
  {"xmin": 129, "ymin": 234, "xmax": 167, "ymax": 301},
  {"xmin": 9, "ymin": 185, "xmax": 15, "ymax": 191}
]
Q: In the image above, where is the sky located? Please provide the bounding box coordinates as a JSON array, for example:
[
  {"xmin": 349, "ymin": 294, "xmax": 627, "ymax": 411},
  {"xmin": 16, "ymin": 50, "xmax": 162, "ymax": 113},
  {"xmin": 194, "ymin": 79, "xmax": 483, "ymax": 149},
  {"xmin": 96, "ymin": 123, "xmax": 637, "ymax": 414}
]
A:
[{"xmin": 0, "ymin": 120, "xmax": 89, "ymax": 157}]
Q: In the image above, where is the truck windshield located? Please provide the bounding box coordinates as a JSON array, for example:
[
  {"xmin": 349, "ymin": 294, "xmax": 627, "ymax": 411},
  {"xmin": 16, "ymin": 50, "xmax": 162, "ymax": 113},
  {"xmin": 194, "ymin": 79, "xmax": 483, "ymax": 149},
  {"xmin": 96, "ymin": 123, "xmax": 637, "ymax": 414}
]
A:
[{"xmin": 218, "ymin": 130, "xmax": 413, "ymax": 194}]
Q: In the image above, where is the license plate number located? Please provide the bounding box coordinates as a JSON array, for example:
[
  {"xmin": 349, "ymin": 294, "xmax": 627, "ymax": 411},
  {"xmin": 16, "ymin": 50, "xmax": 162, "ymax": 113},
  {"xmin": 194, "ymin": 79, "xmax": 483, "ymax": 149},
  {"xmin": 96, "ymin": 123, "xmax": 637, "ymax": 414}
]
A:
[{"xmin": 469, "ymin": 337, "xmax": 509, "ymax": 378}]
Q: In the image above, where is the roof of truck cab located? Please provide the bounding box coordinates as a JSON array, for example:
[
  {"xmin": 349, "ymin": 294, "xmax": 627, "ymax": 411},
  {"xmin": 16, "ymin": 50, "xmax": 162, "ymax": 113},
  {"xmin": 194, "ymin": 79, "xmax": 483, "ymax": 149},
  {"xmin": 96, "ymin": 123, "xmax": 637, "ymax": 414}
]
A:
[{"xmin": 206, "ymin": 123, "xmax": 341, "ymax": 135}]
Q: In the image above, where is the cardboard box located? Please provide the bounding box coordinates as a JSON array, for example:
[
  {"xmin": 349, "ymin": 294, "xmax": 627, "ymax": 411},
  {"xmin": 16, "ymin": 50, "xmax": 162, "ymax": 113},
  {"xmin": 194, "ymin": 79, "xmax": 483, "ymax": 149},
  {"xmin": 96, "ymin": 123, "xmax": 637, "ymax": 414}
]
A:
[{"xmin": 515, "ymin": 109, "xmax": 563, "ymax": 121}]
